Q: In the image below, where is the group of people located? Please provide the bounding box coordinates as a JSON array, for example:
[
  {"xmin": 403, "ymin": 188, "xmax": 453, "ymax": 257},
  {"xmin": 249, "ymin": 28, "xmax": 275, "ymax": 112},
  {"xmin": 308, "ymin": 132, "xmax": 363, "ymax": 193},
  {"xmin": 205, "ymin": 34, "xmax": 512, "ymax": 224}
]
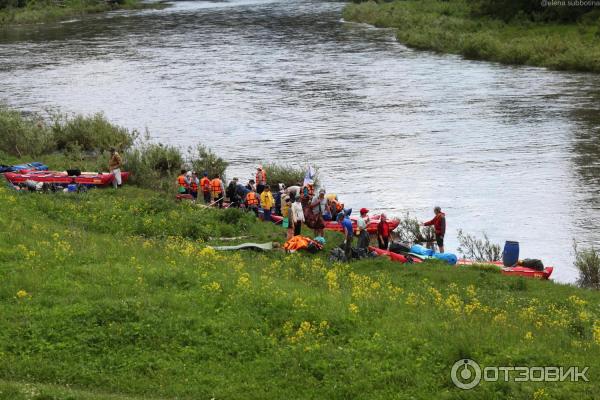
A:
[{"xmin": 174, "ymin": 164, "xmax": 447, "ymax": 258}]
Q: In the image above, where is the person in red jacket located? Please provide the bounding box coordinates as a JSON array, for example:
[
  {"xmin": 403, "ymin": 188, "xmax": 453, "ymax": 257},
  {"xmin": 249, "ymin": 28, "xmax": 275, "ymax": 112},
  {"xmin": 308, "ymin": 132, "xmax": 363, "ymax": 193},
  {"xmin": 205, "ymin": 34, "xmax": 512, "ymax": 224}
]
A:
[
  {"xmin": 423, "ymin": 206, "xmax": 446, "ymax": 253},
  {"xmin": 377, "ymin": 213, "xmax": 390, "ymax": 250}
]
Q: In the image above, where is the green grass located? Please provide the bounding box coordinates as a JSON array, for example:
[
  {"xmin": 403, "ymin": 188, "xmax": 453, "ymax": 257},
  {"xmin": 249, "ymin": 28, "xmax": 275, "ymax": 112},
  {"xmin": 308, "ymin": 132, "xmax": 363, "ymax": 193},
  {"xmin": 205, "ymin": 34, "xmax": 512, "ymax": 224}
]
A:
[
  {"xmin": 0, "ymin": 0, "xmax": 167, "ymax": 26},
  {"xmin": 343, "ymin": 0, "xmax": 600, "ymax": 73},
  {"xmin": 1, "ymin": 159, "xmax": 600, "ymax": 399}
]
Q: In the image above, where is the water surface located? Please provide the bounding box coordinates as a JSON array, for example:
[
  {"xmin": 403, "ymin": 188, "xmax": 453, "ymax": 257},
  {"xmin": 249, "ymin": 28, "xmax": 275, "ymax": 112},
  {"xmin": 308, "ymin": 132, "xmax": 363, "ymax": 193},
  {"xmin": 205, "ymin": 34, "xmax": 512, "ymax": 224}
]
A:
[{"xmin": 2, "ymin": 0, "xmax": 600, "ymax": 282}]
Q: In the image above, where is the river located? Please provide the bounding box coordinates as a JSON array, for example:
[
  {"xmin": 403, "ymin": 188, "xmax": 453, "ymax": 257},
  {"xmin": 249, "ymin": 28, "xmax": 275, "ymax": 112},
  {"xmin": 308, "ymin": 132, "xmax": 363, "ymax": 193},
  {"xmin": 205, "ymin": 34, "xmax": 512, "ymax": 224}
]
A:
[{"xmin": 1, "ymin": 0, "xmax": 599, "ymax": 283}]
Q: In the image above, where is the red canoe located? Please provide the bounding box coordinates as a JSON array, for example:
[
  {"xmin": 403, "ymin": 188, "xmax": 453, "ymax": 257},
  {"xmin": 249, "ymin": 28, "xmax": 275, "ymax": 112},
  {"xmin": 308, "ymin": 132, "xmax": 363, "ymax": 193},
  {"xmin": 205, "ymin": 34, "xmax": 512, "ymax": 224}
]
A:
[
  {"xmin": 5, "ymin": 171, "xmax": 130, "ymax": 187},
  {"xmin": 368, "ymin": 246, "xmax": 423, "ymax": 264},
  {"xmin": 325, "ymin": 215, "xmax": 399, "ymax": 234},
  {"xmin": 457, "ymin": 259, "xmax": 553, "ymax": 279}
]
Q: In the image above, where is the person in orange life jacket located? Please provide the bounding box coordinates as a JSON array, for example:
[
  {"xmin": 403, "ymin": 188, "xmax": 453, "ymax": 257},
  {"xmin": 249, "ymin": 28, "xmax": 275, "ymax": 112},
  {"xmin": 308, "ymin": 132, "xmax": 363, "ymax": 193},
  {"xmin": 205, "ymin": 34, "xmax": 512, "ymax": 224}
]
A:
[
  {"xmin": 260, "ymin": 185, "xmax": 275, "ymax": 221},
  {"xmin": 199, "ymin": 172, "xmax": 211, "ymax": 204},
  {"xmin": 177, "ymin": 169, "xmax": 190, "ymax": 194},
  {"xmin": 256, "ymin": 166, "xmax": 267, "ymax": 194},
  {"xmin": 377, "ymin": 213, "xmax": 390, "ymax": 250},
  {"xmin": 189, "ymin": 171, "xmax": 200, "ymax": 200},
  {"xmin": 357, "ymin": 208, "xmax": 370, "ymax": 251},
  {"xmin": 211, "ymin": 174, "xmax": 225, "ymax": 208},
  {"xmin": 245, "ymin": 187, "xmax": 259, "ymax": 217},
  {"xmin": 423, "ymin": 206, "xmax": 446, "ymax": 253}
]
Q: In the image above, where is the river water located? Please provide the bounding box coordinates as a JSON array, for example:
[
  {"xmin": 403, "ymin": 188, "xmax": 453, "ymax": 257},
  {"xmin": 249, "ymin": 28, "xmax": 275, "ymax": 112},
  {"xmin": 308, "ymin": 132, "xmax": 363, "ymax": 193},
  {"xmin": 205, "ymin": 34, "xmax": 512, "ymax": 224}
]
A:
[{"xmin": 1, "ymin": 0, "xmax": 599, "ymax": 282}]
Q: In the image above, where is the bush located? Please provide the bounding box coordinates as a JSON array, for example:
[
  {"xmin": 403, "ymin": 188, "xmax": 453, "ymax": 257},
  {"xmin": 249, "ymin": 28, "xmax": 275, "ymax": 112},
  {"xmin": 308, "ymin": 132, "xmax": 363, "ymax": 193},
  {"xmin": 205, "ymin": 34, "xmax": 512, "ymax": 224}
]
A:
[
  {"xmin": 51, "ymin": 112, "xmax": 136, "ymax": 152},
  {"xmin": 189, "ymin": 144, "xmax": 228, "ymax": 179},
  {"xmin": 262, "ymin": 163, "xmax": 317, "ymax": 189},
  {"xmin": 0, "ymin": 107, "xmax": 55, "ymax": 157},
  {"xmin": 456, "ymin": 229, "xmax": 501, "ymax": 262},
  {"xmin": 124, "ymin": 137, "xmax": 184, "ymax": 191},
  {"xmin": 391, "ymin": 212, "xmax": 435, "ymax": 245},
  {"xmin": 574, "ymin": 244, "xmax": 600, "ymax": 290}
]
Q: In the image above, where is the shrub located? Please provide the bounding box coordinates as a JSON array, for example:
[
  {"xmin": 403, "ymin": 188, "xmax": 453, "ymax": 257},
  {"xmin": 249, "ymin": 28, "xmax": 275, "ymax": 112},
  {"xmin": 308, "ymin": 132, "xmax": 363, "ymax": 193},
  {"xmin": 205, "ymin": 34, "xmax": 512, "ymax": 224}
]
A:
[
  {"xmin": 262, "ymin": 163, "xmax": 318, "ymax": 189},
  {"xmin": 123, "ymin": 137, "xmax": 184, "ymax": 191},
  {"xmin": 0, "ymin": 107, "xmax": 55, "ymax": 156},
  {"xmin": 456, "ymin": 229, "xmax": 501, "ymax": 262},
  {"xmin": 391, "ymin": 213, "xmax": 435, "ymax": 245},
  {"xmin": 189, "ymin": 144, "xmax": 228, "ymax": 179},
  {"xmin": 574, "ymin": 243, "xmax": 600, "ymax": 290},
  {"xmin": 51, "ymin": 112, "xmax": 136, "ymax": 152}
]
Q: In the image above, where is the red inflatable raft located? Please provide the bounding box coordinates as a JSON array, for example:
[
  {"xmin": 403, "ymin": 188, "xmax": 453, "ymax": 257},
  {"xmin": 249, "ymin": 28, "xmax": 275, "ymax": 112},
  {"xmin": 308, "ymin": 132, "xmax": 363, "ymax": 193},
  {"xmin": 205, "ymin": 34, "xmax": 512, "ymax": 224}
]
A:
[
  {"xmin": 5, "ymin": 171, "xmax": 130, "ymax": 187},
  {"xmin": 457, "ymin": 259, "xmax": 553, "ymax": 280},
  {"xmin": 324, "ymin": 215, "xmax": 399, "ymax": 234},
  {"xmin": 368, "ymin": 246, "xmax": 423, "ymax": 264}
]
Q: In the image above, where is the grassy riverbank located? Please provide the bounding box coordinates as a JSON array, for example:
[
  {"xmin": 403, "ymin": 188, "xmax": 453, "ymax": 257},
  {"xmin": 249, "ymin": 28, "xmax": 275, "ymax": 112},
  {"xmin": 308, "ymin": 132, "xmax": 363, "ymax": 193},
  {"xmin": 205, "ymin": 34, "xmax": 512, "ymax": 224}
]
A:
[
  {"xmin": 2, "ymin": 105, "xmax": 600, "ymax": 397},
  {"xmin": 343, "ymin": 0, "xmax": 600, "ymax": 73},
  {"xmin": 0, "ymin": 163, "xmax": 599, "ymax": 398},
  {"xmin": 0, "ymin": 0, "xmax": 166, "ymax": 25}
]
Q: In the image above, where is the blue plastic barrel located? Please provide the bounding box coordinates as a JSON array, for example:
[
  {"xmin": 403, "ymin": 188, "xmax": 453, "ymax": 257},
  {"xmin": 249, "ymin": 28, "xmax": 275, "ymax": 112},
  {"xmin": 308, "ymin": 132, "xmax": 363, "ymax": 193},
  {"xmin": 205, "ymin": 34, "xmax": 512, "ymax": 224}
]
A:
[
  {"xmin": 433, "ymin": 253, "xmax": 458, "ymax": 265},
  {"xmin": 502, "ymin": 241, "xmax": 519, "ymax": 267},
  {"xmin": 67, "ymin": 184, "xmax": 77, "ymax": 192}
]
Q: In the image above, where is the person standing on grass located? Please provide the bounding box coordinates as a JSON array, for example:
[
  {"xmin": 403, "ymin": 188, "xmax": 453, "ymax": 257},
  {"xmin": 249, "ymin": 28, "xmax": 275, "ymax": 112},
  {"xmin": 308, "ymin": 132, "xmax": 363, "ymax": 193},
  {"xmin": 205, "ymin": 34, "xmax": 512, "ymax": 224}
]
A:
[
  {"xmin": 377, "ymin": 213, "xmax": 390, "ymax": 250},
  {"xmin": 260, "ymin": 185, "xmax": 275, "ymax": 221},
  {"xmin": 245, "ymin": 187, "xmax": 259, "ymax": 216},
  {"xmin": 423, "ymin": 206, "xmax": 446, "ymax": 253},
  {"xmin": 256, "ymin": 166, "xmax": 267, "ymax": 194},
  {"xmin": 357, "ymin": 208, "xmax": 370, "ymax": 251},
  {"xmin": 200, "ymin": 172, "xmax": 211, "ymax": 204},
  {"xmin": 285, "ymin": 195, "xmax": 294, "ymax": 240},
  {"xmin": 310, "ymin": 189, "xmax": 327, "ymax": 237},
  {"xmin": 211, "ymin": 174, "xmax": 225, "ymax": 208},
  {"xmin": 109, "ymin": 147, "xmax": 123, "ymax": 189},
  {"xmin": 291, "ymin": 194, "xmax": 305, "ymax": 236},
  {"xmin": 190, "ymin": 171, "xmax": 200, "ymax": 200},
  {"xmin": 337, "ymin": 212, "xmax": 354, "ymax": 261}
]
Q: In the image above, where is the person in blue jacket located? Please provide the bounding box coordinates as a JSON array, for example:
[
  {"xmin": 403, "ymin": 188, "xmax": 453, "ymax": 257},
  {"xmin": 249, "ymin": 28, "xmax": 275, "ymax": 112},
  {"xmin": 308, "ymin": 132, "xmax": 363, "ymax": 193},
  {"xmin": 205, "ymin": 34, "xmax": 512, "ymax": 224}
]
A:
[{"xmin": 337, "ymin": 212, "xmax": 354, "ymax": 261}]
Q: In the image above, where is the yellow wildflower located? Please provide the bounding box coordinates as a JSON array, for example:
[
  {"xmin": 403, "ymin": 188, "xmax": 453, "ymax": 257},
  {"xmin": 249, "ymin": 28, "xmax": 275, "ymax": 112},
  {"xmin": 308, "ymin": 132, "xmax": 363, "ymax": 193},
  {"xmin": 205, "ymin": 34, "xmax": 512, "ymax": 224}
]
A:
[
  {"xmin": 524, "ymin": 331, "xmax": 534, "ymax": 341},
  {"xmin": 325, "ymin": 270, "xmax": 339, "ymax": 292},
  {"xmin": 348, "ymin": 303, "xmax": 359, "ymax": 314},
  {"xmin": 16, "ymin": 290, "xmax": 28, "ymax": 299}
]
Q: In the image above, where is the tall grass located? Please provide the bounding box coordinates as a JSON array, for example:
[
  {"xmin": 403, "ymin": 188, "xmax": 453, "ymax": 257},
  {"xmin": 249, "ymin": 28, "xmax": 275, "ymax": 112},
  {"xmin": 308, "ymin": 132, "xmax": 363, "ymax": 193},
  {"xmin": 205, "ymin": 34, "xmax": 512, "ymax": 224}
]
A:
[{"xmin": 343, "ymin": 0, "xmax": 600, "ymax": 73}]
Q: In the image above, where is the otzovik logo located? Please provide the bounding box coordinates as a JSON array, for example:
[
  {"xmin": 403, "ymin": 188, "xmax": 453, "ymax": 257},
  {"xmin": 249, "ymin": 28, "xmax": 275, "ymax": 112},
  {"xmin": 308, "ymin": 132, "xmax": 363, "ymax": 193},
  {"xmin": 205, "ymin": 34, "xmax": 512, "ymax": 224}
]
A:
[{"xmin": 451, "ymin": 359, "xmax": 482, "ymax": 390}]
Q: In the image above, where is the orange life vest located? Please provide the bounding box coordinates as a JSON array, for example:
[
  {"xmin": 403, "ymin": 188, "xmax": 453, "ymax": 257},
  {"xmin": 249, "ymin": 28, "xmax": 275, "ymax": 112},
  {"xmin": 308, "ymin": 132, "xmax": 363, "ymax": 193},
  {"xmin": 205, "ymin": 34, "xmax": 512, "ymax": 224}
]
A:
[
  {"xmin": 211, "ymin": 178, "xmax": 223, "ymax": 194},
  {"xmin": 256, "ymin": 170, "xmax": 267, "ymax": 185},
  {"xmin": 303, "ymin": 184, "xmax": 314, "ymax": 197},
  {"xmin": 190, "ymin": 179, "xmax": 198, "ymax": 192},
  {"xmin": 200, "ymin": 177, "xmax": 211, "ymax": 193},
  {"xmin": 246, "ymin": 192, "xmax": 258, "ymax": 206},
  {"xmin": 177, "ymin": 175, "xmax": 188, "ymax": 188},
  {"xmin": 331, "ymin": 199, "xmax": 344, "ymax": 213}
]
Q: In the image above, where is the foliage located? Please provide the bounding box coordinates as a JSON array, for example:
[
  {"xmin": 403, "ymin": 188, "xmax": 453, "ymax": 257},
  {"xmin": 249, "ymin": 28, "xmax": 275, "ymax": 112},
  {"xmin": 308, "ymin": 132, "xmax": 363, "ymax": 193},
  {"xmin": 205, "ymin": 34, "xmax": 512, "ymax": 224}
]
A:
[
  {"xmin": 51, "ymin": 112, "xmax": 136, "ymax": 152},
  {"xmin": 188, "ymin": 144, "xmax": 228, "ymax": 179},
  {"xmin": 0, "ymin": 107, "xmax": 54, "ymax": 156},
  {"xmin": 471, "ymin": 0, "xmax": 597, "ymax": 23},
  {"xmin": 391, "ymin": 212, "xmax": 435, "ymax": 245},
  {"xmin": 574, "ymin": 243, "xmax": 600, "ymax": 290},
  {"xmin": 262, "ymin": 162, "xmax": 318, "ymax": 189},
  {"xmin": 343, "ymin": 0, "xmax": 600, "ymax": 73},
  {"xmin": 0, "ymin": 0, "xmax": 164, "ymax": 25},
  {"xmin": 0, "ymin": 183, "xmax": 599, "ymax": 399},
  {"xmin": 123, "ymin": 135, "xmax": 184, "ymax": 191},
  {"xmin": 456, "ymin": 229, "xmax": 501, "ymax": 262}
]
